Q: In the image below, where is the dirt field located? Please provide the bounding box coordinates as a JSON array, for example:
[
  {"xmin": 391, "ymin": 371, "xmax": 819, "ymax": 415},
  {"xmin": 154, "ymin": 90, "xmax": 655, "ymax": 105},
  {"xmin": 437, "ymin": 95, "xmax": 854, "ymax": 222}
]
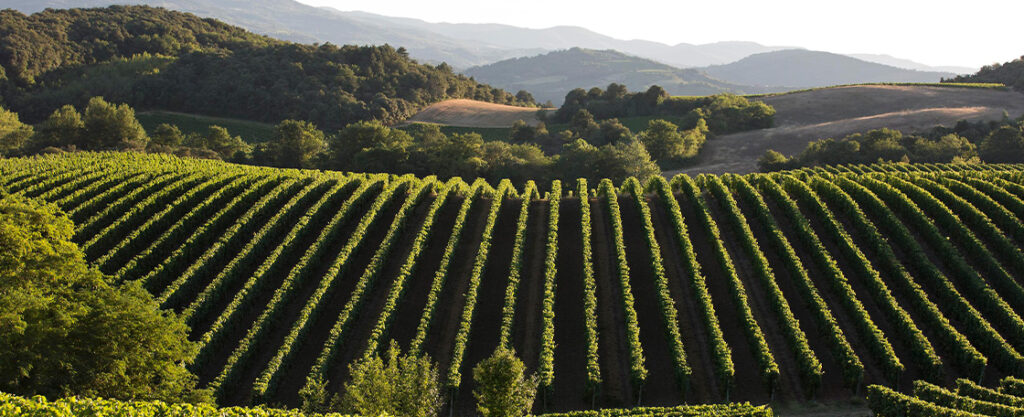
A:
[
  {"xmin": 669, "ymin": 85, "xmax": 1024, "ymax": 176},
  {"xmin": 408, "ymin": 99, "xmax": 555, "ymax": 128}
]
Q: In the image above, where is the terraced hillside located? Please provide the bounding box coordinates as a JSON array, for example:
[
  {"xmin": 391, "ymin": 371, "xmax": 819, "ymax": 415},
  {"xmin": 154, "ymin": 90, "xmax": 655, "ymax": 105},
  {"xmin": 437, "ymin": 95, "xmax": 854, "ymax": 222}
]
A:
[{"xmin": 6, "ymin": 153, "xmax": 1024, "ymax": 415}]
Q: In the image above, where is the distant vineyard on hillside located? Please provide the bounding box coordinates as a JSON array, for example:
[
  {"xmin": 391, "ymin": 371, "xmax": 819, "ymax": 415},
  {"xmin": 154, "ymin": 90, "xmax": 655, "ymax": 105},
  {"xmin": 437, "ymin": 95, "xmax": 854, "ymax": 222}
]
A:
[{"xmin": 5, "ymin": 153, "xmax": 1024, "ymax": 414}]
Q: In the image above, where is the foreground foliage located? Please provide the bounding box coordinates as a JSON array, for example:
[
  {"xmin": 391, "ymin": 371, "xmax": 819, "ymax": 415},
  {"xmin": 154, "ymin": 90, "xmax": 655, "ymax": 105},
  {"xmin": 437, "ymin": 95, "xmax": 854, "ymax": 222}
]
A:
[
  {"xmin": 0, "ymin": 391, "xmax": 772, "ymax": 416},
  {"xmin": 0, "ymin": 191, "xmax": 205, "ymax": 402}
]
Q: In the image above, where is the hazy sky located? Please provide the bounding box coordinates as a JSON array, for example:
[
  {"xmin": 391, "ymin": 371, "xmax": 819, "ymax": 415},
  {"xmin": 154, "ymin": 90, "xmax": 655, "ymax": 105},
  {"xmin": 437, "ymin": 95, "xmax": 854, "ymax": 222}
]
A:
[{"xmin": 295, "ymin": 0, "xmax": 1022, "ymax": 68}]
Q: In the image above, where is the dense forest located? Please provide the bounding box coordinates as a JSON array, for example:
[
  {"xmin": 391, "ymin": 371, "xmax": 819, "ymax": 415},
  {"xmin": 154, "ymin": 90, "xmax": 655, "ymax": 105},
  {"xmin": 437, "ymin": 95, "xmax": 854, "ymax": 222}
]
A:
[
  {"xmin": 946, "ymin": 55, "xmax": 1024, "ymax": 91},
  {"xmin": 0, "ymin": 6, "xmax": 533, "ymax": 129},
  {"xmin": 760, "ymin": 117, "xmax": 1024, "ymax": 170}
]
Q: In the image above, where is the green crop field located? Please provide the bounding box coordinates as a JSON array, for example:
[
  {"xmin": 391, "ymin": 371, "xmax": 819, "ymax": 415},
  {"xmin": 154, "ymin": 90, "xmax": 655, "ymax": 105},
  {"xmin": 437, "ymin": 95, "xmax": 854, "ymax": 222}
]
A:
[
  {"xmin": 6, "ymin": 153, "xmax": 1024, "ymax": 415},
  {"xmin": 137, "ymin": 111, "xmax": 277, "ymax": 143}
]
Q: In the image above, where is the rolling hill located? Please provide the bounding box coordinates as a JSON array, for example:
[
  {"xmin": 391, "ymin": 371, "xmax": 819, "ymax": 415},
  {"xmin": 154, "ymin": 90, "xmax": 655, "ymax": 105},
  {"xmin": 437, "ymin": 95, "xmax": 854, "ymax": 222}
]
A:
[
  {"xmin": 0, "ymin": 5, "xmax": 526, "ymax": 129},
  {"xmin": 0, "ymin": 0, "xmax": 790, "ymax": 69},
  {"xmin": 672, "ymin": 84, "xmax": 1024, "ymax": 175},
  {"xmin": 848, "ymin": 53, "xmax": 976, "ymax": 74},
  {"xmin": 701, "ymin": 49, "xmax": 956, "ymax": 88},
  {"xmin": 9, "ymin": 152, "xmax": 1024, "ymax": 415},
  {"xmin": 463, "ymin": 48, "xmax": 776, "ymax": 105},
  {"xmin": 9, "ymin": 0, "xmax": 968, "ymax": 75},
  {"xmin": 947, "ymin": 55, "xmax": 1024, "ymax": 91},
  {"xmin": 2, "ymin": 0, "xmax": 539, "ymax": 69}
]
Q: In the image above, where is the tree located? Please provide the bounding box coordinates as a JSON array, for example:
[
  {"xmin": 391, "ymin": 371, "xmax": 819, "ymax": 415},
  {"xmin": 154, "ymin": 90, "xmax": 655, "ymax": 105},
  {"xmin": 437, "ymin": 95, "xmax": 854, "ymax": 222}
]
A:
[
  {"xmin": 410, "ymin": 132, "xmax": 486, "ymax": 179},
  {"xmin": 82, "ymin": 97, "xmax": 148, "ymax": 150},
  {"xmin": 907, "ymin": 133, "xmax": 976, "ymax": 162},
  {"xmin": 199, "ymin": 126, "xmax": 250, "ymax": 160},
  {"xmin": 640, "ymin": 85, "xmax": 668, "ymax": 111},
  {"xmin": 335, "ymin": 342, "xmax": 442, "ymax": 417},
  {"xmin": 481, "ymin": 141, "xmax": 552, "ymax": 184},
  {"xmin": 329, "ymin": 120, "xmax": 412, "ymax": 172},
  {"xmin": 509, "ymin": 120, "xmax": 548, "ymax": 144},
  {"xmin": 980, "ymin": 125, "xmax": 1024, "ymax": 162},
  {"xmin": 637, "ymin": 119, "xmax": 687, "ymax": 161},
  {"xmin": 0, "ymin": 193, "xmax": 208, "ymax": 403},
  {"xmin": 556, "ymin": 139, "xmax": 601, "ymax": 181},
  {"xmin": 266, "ymin": 120, "xmax": 326, "ymax": 168},
  {"xmin": 30, "ymin": 105, "xmax": 81, "ymax": 151},
  {"xmin": 515, "ymin": 90, "xmax": 535, "ymax": 104},
  {"xmin": 473, "ymin": 347, "xmax": 538, "ymax": 417},
  {"xmin": 569, "ymin": 109, "xmax": 599, "ymax": 140},
  {"xmin": 604, "ymin": 83, "xmax": 629, "ymax": 101},
  {"xmin": 596, "ymin": 140, "xmax": 660, "ymax": 182},
  {"xmin": 0, "ymin": 106, "xmax": 33, "ymax": 155},
  {"xmin": 596, "ymin": 119, "xmax": 632, "ymax": 146},
  {"xmin": 351, "ymin": 128, "xmax": 413, "ymax": 173},
  {"xmin": 150, "ymin": 123, "xmax": 184, "ymax": 147},
  {"xmin": 758, "ymin": 150, "xmax": 791, "ymax": 171}
]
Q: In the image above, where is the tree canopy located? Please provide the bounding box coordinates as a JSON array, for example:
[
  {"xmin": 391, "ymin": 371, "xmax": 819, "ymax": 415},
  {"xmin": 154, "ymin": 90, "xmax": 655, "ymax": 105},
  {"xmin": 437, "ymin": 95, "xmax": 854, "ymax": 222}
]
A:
[
  {"xmin": 758, "ymin": 121, "xmax": 1004, "ymax": 171},
  {"xmin": 0, "ymin": 193, "xmax": 207, "ymax": 403}
]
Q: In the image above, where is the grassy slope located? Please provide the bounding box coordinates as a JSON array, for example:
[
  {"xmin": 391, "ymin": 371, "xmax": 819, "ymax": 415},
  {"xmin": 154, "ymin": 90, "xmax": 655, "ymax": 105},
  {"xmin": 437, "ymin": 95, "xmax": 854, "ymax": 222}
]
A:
[{"xmin": 137, "ymin": 111, "xmax": 277, "ymax": 143}]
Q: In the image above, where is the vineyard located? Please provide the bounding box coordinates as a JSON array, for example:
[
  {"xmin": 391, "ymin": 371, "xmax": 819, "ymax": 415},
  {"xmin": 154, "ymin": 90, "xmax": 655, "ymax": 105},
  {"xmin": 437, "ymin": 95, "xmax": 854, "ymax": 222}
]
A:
[{"xmin": 7, "ymin": 153, "xmax": 1024, "ymax": 414}]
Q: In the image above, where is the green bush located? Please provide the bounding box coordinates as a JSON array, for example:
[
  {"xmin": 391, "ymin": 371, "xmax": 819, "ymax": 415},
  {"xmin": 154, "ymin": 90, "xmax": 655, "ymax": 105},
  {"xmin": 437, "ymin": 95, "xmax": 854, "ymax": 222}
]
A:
[{"xmin": 473, "ymin": 347, "xmax": 539, "ymax": 417}]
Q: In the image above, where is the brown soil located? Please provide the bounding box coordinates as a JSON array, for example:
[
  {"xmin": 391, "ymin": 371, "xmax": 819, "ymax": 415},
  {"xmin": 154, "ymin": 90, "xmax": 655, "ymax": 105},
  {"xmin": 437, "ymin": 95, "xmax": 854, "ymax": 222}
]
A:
[
  {"xmin": 193, "ymin": 184, "xmax": 359, "ymax": 386},
  {"xmin": 407, "ymin": 99, "xmax": 556, "ymax": 128},
  {"xmin": 676, "ymin": 192, "xmax": 766, "ymax": 402},
  {"xmin": 219, "ymin": 187, "xmax": 409, "ymax": 405},
  {"xmin": 736, "ymin": 194, "xmax": 852, "ymax": 401},
  {"xmin": 766, "ymin": 192, "xmax": 886, "ymax": 389},
  {"xmin": 150, "ymin": 181, "xmax": 304, "ymax": 299},
  {"xmin": 787, "ymin": 193, "xmax": 926, "ymax": 390},
  {"xmin": 669, "ymin": 85, "xmax": 1024, "ymax": 176},
  {"xmin": 378, "ymin": 195, "xmax": 463, "ymax": 351},
  {"xmin": 423, "ymin": 197, "xmax": 490, "ymax": 372},
  {"xmin": 452, "ymin": 198, "xmax": 519, "ymax": 414},
  {"xmin": 513, "ymin": 201, "xmax": 547, "ymax": 371},
  {"xmin": 184, "ymin": 182, "xmax": 339, "ymax": 336},
  {"xmin": 321, "ymin": 197, "xmax": 437, "ymax": 396},
  {"xmin": 647, "ymin": 198, "xmax": 719, "ymax": 402},
  {"xmin": 703, "ymin": 192, "xmax": 804, "ymax": 403},
  {"xmin": 845, "ymin": 182, "xmax": 1016, "ymax": 384},
  {"xmin": 590, "ymin": 199, "xmax": 634, "ymax": 407},
  {"xmin": 818, "ymin": 190, "xmax": 966, "ymax": 387},
  {"xmin": 545, "ymin": 198, "xmax": 592, "ymax": 412},
  {"xmin": 616, "ymin": 197, "xmax": 684, "ymax": 406},
  {"xmin": 270, "ymin": 194, "xmax": 436, "ymax": 405}
]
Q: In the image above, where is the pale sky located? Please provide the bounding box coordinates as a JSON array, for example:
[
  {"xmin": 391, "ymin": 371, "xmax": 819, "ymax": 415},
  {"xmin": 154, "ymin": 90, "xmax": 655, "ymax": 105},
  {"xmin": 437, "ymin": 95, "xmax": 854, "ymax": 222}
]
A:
[{"xmin": 295, "ymin": 0, "xmax": 1022, "ymax": 69}]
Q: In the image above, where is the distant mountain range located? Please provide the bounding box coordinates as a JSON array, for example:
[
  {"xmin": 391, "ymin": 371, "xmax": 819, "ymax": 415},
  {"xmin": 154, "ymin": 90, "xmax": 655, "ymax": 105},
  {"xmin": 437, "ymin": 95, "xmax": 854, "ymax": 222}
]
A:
[
  {"xmin": 847, "ymin": 54, "xmax": 975, "ymax": 75},
  {"xmin": 466, "ymin": 48, "xmax": 960, "ymax": 104},
  {"xmin": 464, "ymin": 48, "xmax": 780, "ymax": 104},
  {"xmin": 7, "ymin": 0, "xmax": 974, "ymax": 74},
  {"xmin": 702, "ymin": 49, "xmax": 957, "ymax": 88}
]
